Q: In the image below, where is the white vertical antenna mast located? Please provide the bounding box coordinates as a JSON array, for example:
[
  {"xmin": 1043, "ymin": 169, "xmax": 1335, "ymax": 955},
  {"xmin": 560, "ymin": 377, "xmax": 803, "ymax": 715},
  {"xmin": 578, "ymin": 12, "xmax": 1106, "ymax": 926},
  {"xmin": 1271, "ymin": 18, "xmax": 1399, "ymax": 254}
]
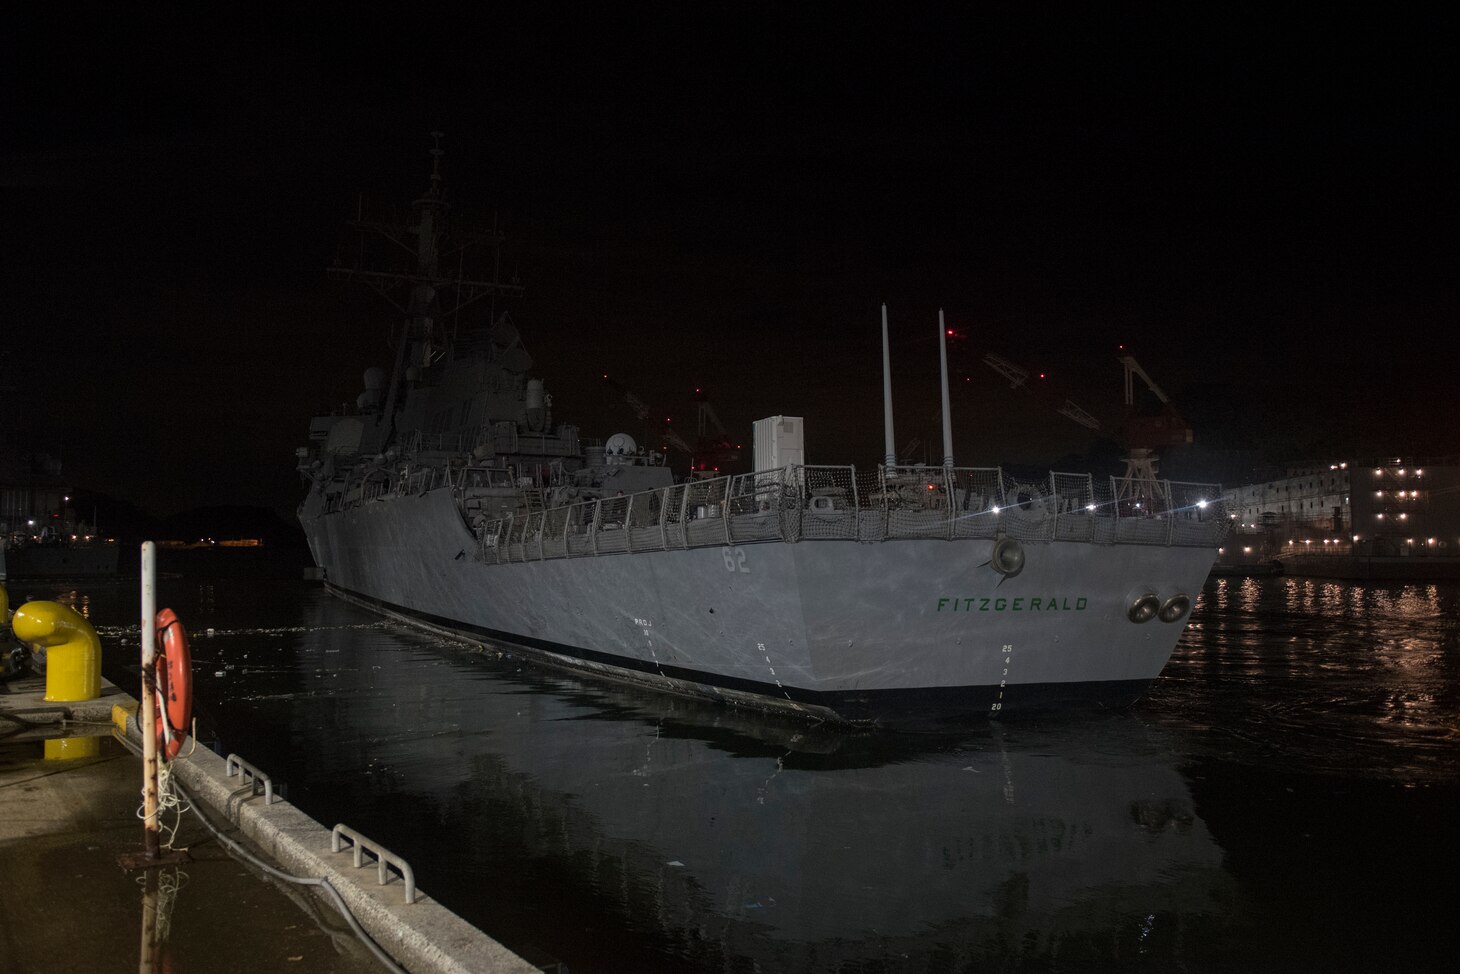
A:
[
  {"xmin": 881, "ymin": 303, "xmax": 896, "ymax": 470},
  {"xmin": 938, "ymin": 308, "xmax": 954, "ymax": 470}
]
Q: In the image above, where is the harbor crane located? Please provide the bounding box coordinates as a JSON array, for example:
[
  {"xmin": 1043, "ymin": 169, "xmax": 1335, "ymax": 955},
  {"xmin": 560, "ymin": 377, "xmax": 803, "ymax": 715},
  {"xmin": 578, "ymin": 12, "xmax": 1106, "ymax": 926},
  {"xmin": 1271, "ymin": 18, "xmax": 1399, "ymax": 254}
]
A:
[
  {"xmin": 691, "ymin": 387, "xmax": 744, "ymax": 475},
  {"xmin": 1115, "ymin": 354, "xmax": 1192, "ymax": 509},
  {"xmin": 600, "ymin": 374, "xmax": 696, "ymax": 458},
  {"xmin": 600, "ymin": 377, "xmax": 746, "ymax": 477},
  {"xmin": 980, "ymin": 350, "xmax": 1192, "ymax": 510},
  {"xmin": 982, "ymin": 353, "xmax": 1104, "ymax": 431}
]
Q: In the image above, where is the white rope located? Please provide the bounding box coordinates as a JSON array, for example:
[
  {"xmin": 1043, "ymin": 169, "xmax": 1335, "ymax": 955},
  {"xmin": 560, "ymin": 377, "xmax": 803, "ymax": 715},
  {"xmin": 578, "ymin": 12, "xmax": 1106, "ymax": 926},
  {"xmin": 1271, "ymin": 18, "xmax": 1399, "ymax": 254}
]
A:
[{"xmin": 134, "ymin": 758, "xmax": 193, "ymax": 851}]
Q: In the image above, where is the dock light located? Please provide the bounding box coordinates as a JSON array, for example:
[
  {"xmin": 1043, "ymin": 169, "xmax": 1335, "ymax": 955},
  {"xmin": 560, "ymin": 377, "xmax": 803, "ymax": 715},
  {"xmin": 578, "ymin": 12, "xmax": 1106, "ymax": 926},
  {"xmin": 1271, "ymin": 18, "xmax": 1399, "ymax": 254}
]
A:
[
  {"xmin": 990, "ymin": 505, "xmax": 1000, "ymax": 514},
  {"xmin": 1399, "ymin": 513, "xmax": 1408, "ymax": 520},
  {"xmin": 1377, "ymin": 513, "xmax": 1385, "ymax": 520},
  {"xmin": 1086, "ymin": 504, "xmax": 1096, "ymax": 511},
  {"xmin": 1417, "ymin": 469, "xmax": 1424, "ymax": 476},
  {"xmin": 1353, "ymin": 535, "xmax": 1360, "ymax": 542},
  {"xmin": 1304, "ymin": 540, "xmax": 1311, "ymax": 546},
  {"xmin": 1243, "ymin": 546, "xmax": 1252, "ymax": 554},
  {"xmin": 1428, "ymin": 538, "xmax": 1436, "ymax": 545},
  {"xmin": 1341, "ymin": 462, "xmax": 1348, "ymax": 469},
  {"xmin": 1197, "ymin": 499, "xmax": 1208, "ymax": 508},
  {"xmin": 1399, "ymin": 468, "xmax": 1406, "ymax": 475}
]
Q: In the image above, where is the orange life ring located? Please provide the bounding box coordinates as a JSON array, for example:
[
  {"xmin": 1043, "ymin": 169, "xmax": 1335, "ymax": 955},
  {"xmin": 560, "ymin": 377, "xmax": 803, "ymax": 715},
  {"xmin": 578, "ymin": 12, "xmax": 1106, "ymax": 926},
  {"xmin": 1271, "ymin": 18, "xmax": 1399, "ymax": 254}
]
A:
[{"xmin": 154, "ymin": 608, "xmax": 193, "ymax": 760}]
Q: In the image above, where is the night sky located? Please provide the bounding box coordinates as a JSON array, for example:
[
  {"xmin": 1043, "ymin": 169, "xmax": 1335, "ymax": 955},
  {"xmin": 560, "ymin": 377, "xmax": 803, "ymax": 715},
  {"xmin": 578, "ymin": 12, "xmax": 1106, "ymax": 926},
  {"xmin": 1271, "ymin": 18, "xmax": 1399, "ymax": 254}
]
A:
[{"xmin": 5, "ymin": 9, "xmax": 1456, "ymax": 522}]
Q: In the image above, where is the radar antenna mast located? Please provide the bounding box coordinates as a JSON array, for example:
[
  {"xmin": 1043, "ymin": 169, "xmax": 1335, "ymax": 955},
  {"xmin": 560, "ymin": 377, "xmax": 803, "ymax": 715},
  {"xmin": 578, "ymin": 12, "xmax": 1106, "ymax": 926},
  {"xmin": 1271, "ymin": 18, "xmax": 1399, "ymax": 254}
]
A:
[{"xmin": 328, "ymin": 133, "xmax": 524, "ymax": 441}]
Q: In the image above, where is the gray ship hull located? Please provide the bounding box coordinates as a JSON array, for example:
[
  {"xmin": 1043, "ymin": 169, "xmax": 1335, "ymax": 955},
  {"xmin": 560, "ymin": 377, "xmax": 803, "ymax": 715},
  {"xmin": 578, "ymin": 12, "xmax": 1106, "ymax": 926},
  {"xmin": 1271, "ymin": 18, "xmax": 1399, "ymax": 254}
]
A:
[{"xmin": 301, "ymin": 484, "xmax": 1217, "ymax": 724}]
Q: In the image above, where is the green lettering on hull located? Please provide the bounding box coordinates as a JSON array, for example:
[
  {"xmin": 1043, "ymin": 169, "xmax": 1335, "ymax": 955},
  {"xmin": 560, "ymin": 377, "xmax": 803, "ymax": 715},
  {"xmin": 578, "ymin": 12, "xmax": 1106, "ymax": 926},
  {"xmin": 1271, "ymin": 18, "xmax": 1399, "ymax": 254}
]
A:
[{"xmin": 935, "ymin": 595, "xmax": 1089, "ymax": 612}]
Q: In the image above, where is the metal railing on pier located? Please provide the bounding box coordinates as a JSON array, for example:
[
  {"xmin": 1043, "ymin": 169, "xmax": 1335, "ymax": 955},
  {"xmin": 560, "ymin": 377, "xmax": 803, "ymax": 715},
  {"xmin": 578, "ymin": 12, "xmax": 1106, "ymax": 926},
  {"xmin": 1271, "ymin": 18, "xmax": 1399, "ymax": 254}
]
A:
[{"xmin": 475, "ymin": 465, "xmax": 1229, "ymax": 566}]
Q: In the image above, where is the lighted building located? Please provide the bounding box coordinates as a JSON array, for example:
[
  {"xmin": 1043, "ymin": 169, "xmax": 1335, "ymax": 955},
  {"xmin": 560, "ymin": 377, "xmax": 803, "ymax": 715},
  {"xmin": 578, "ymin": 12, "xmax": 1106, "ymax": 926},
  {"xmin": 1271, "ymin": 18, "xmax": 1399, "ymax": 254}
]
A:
[
  {"xmin": 1349, "ymin": 460, "xmax": 1460, "ymax": 557},
  {"xmin": 1220, "ymin": 457, "xmax": 1460, "ymax": 578},
  {"xmin": 1225, "ymin": 463, "xmax": 1351, "ymax": 536}
]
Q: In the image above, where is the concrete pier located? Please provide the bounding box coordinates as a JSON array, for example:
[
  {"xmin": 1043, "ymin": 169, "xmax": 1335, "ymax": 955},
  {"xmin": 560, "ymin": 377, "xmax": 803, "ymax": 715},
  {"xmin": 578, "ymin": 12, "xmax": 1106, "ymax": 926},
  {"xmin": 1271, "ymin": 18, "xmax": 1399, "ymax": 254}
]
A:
[{"xmin": 1, "ymin": 675, "xmax": 540, "ymax": 974}]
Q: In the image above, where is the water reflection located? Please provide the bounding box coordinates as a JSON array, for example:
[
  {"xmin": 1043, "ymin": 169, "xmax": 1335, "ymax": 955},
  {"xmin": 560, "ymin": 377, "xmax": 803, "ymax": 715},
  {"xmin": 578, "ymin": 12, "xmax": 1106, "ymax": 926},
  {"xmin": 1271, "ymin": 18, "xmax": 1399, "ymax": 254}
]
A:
[
  {"xmin": 1152, "ymin": 577, "xmax": 1460, "ymax": 783},
  {"xmin": 166, "ymin": 591, "xmax": 1231, "ymax": 973}
]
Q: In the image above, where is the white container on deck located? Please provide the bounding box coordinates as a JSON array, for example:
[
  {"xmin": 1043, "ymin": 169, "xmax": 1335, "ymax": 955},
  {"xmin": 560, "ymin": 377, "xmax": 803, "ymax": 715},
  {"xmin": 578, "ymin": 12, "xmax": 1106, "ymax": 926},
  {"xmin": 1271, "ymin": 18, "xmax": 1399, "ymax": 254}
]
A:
[{"xmin": 753, "ymin": 415, "xmax": 804, "ymax": 472}]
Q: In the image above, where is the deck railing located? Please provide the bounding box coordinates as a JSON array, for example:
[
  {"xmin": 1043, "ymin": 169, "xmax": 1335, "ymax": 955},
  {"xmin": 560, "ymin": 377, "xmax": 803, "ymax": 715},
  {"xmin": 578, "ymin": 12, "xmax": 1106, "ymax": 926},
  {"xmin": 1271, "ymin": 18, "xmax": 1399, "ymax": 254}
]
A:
[{"xmin": 473, "ymin": 465, "xmax": 1230, "ymax": 565}]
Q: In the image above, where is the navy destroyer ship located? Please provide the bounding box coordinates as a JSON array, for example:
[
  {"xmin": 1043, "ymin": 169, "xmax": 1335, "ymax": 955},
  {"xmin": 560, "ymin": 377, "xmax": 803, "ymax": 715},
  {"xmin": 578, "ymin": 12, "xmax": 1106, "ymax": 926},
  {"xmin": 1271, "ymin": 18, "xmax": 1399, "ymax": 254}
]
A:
[{"xmin": 296, "ymin": 137, "xmax": 1228, "ymax": 725}]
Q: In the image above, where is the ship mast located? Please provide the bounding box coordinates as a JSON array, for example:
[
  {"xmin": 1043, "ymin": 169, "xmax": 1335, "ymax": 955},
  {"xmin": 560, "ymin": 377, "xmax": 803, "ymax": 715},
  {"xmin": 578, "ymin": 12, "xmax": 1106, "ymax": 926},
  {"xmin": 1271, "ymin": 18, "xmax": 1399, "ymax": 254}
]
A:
[{"xmin": 328, "ymin": 132, "xmax": 524, "ymax": 441}]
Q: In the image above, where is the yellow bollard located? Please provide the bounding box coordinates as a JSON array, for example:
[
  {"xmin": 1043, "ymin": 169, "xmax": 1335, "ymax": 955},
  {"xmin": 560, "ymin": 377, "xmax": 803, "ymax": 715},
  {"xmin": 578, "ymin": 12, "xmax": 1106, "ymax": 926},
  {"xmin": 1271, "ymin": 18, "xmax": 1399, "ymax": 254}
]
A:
[{"xmin": 10, "ymin": 600, "xmax": 101, "ymax": 702}]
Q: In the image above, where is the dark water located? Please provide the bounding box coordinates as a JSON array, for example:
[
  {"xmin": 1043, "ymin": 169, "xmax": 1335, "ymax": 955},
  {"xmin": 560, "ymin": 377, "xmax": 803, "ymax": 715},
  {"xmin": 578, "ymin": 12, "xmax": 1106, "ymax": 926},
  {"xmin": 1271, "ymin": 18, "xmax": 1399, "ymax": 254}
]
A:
[{"xmin": 23, "ymin": 560, "xmax": 1460, "ymax": 973}]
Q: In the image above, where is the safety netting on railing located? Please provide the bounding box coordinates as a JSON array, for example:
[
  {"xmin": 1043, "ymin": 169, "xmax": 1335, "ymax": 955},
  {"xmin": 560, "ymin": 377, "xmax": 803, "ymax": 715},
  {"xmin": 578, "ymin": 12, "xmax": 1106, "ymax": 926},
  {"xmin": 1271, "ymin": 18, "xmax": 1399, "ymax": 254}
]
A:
[
  {"xmin": 1165, "ymin": 480, "xmax": 1230, "ymax": 546},
  {"xmin": 565, "ymin": 501, "xmax": 595, "ymax": 557},
  {"xmin": 948, "ymin": 468, "xmax": 1004, "ymax": 541},
  {"xmin": 624, "ymin": 488, "xmax": 664, "ymax": 552},
  {"xmin": 797, "ymin": 466, "xmax": 858, "ymax": 540},
  {"xmin": 994, "ymin": 476, "xmax": 1054, "ymax": 544},
  {"xmin": 1049, "ymin": 471, "xmax": 1097, "ymax": 542},
  {"xmin": 881, "ymin": 468, "xmax": 955, "ymax": 540},
  {"xmin": 542, "ymin": 507, "xmax": 570, "ymax": 557},
  {"xmin": 682, "ymin": 477, "xmax": 732, "ymax": 548},
  {"xmin": 729, "ymin": 470, "xmax": 793, "ymax": 544},
  {"xmin": 594, "ymin": 494, "xmax": 631, "ymax": 554},
  {"xmin": 470, "ymin": 465, "xmax": 1229, "ymax": 565},
  {"xmin": 659, "ymin": 483, "xmax": 690, "ymax": 549},
  {"xmin": 1088, "ymin": 476, "xmax": 1120, "ymax": 544}
]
